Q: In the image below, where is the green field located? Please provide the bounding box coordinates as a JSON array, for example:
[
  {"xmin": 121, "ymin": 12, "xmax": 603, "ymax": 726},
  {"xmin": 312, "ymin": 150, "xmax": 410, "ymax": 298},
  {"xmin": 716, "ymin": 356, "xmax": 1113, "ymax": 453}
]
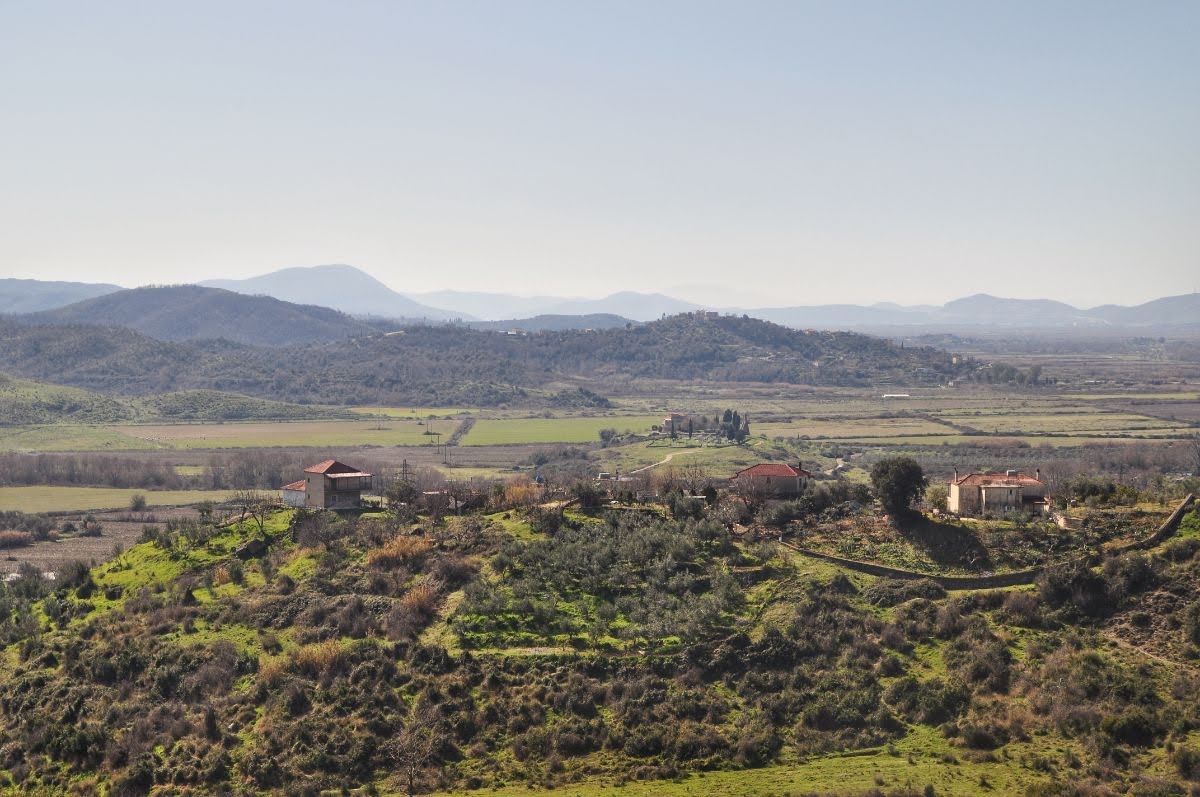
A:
[
  {"xmin": 0, "ymin": 425, "xmax": 152, "ymax": 452},
  {"xmin": 0, "ymin": 486, "xmax": 237, "ymax": 512},
  {"xmin": 110, "ymin": 420, "xmax": 438, "ymax": 449},
  {"xmin": 754, "ymin": 417, "xmax": 954, "ymax": 439},
  {"xmin": 4, "ymin": 385, "xmax": 1196, "ymax": 455},
  {"xmin": 462, "ymin": 416, "xmax": 662, "ymax": 445}
]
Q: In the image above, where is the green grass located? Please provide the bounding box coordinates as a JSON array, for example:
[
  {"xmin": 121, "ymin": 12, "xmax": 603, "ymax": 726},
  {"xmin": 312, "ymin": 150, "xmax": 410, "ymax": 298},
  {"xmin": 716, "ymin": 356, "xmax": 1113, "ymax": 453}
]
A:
[
  {"xmin": 111, "ymin": 419, "xmax": 436, "ymax": 449},
  {"xmin": 429, "ymin": 725, "xmax": 1055, "ymax": 797},
  {"xmin": 0, "ymin": 424, "xmax": 152, "ymax": 452},
  {"xmin": 0, "ymin": 486, "xmax": 237, "ymax": 512},
  {"xmin": 462, "ymin": 416, "xmax": 662, "ymax": 445},
  {"xmin": 1177, "ymin": 511, "xmax": 1200, "ymax": 542}
]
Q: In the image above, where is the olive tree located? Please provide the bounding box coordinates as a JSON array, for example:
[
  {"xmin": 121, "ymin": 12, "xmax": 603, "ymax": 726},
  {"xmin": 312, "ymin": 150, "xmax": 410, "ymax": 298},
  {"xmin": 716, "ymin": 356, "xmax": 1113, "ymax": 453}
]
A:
[{"xmin": 870, "ymin": 456, "xmax": 928, "ymax": 517}]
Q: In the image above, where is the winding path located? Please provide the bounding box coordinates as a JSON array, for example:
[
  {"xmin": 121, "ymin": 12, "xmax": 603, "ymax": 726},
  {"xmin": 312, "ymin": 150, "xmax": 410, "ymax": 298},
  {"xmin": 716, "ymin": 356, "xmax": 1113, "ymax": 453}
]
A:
[{"xmin": 627, "ymin": 448, "xmax": 700, "ymax": 475}]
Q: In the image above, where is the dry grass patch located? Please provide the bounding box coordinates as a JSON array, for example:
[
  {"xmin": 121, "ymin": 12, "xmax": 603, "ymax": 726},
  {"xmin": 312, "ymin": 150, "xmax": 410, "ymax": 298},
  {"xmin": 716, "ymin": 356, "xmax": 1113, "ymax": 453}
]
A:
[
  {"xmin": 366, "ymin": 535, "xmax": 432, "ymax": 569},
  {"xmin": 293, "ymin": 639, "xmax": 345, "ymax": 678}
]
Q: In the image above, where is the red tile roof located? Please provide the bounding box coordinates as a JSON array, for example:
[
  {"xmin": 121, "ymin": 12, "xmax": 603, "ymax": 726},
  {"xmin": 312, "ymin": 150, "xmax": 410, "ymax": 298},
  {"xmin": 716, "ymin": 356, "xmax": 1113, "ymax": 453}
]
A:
[
  {"xmin": 954, "ymin": 471, "xmax": 1043, "ymax": 488},
  {"xmin": 303, "ymin": 459, "xmax": 360, "ymax": 474},
  {"xmin": 735, "ymin": 463, "xmax": 811, "ymax": 479},
  {"xmin": 282, "ymin": 480, "xmax": 307, "ymax": 492}
]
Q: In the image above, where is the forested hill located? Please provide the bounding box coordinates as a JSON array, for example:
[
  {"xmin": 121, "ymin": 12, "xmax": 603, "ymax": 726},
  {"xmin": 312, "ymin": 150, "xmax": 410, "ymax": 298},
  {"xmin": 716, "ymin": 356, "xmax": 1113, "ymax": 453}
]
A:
[
  {"xmin": 0, "ymin": 313, "xmax": 968, "ymax": 406},
  {"xmin": 25, "ymin": 285, "xmax": 374, "ymax": 346}
]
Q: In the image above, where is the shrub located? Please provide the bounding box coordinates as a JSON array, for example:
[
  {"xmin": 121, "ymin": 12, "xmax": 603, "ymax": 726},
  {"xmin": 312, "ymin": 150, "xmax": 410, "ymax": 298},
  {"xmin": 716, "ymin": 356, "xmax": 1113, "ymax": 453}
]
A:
[
  {"xmin": 1162, "ymin": 538, "xmax": 1200, "ymax": 562},
  {"xmin": 400, "ymin": 579, "xmax": 442, "ymax": 618},
  {"xmin": 1182, "ymin": 600, "xmax": 1200, "ymax": 646},
  {"xmin": 1000, "ymin": 590, "xmax": 1041, "ymax": 626},
  {"xmin": 1101, "ymin": 707, "xmax": 1164, "ymax": 747},
  {"xmin": 129, "ymin": 493, "xmax": 147, "ymax": 511},
  {"xmin": 1037, "ymin": 559, "xmax": 1111, "ymax": 617},
  {"xmin": 525, "ymin": 506, "xmax": 563, "ymax": 535},
  {"xmin": 864, "ymin": 578, "xmax": 946, "ymax": 607},
  {"xmin": 0, "ymin": 530, "xmax": 33, "ymax": 549},
  {"xmin": 1174, "ymin": 744, "xmax": 1200, "ymax": 780},
  {"xmin": 961, "ymin": 722, "xmax": 1008, "ymax": 750}
]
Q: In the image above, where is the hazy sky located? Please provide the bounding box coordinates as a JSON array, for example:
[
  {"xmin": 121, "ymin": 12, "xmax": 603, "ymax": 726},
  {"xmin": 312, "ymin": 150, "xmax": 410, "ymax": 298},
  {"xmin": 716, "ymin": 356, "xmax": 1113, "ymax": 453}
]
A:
[{"xmin": 2, "ymin": 1, "xmax": 1197, "ymax": 307}]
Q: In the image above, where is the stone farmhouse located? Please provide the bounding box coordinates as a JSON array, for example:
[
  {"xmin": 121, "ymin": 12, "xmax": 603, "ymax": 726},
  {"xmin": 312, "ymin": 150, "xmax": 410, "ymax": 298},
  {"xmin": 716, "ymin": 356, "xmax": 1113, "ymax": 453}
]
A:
[
  {"xmin": 282, "ymin": 459, "xmax": 373, "ymax": 509},
  {"xmin": 731, "ymin": 462, "xmax": 812, "ymax": 499},
  {"xmin": 948, "ymin": 469, "xmax": 1048, "ymax": 516}
]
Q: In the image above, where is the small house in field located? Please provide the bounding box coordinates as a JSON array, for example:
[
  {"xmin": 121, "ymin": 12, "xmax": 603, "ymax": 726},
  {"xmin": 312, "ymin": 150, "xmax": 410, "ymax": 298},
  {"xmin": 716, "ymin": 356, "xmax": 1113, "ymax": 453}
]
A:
[
  {"xmin": 948, "ymin": 469, "xmax": 1048, "ymax": 516},
  {"xmin": 731, "ymin": 463, "xmax": 812, "ymax": 499},
  {"xmin": 281, "ymin": 480, "xmax": 307, "ymax": 508},
  {"xmin": 283, "ymin": 459, "xmax": 373, "ymax": 509}
]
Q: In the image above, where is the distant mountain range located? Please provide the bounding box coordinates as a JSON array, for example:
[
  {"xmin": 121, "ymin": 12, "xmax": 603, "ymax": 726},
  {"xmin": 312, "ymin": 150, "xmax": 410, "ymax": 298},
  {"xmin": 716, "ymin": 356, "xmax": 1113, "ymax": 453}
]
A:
[
  {"xmin": 0, "ymin": 278, "xmax": 122, "ymax": 314},
  {"xmin": 1, "ymin": 265, "xmax": 1196, "ymax": 330},
  {"xmin": 25, "ymin": 285, "xmax": 375, "ymax": 346},
  {"xmin": 199, "ymin": 264, "xmax": 459, "ymax": 321}
]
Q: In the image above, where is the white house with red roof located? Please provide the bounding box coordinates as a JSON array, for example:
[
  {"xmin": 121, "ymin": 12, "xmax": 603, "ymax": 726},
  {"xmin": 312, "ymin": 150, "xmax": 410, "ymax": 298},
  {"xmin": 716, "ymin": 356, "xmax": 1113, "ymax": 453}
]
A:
[
  {"xmin": 281, "ymin": 459, "xmax": 374, "ymax": 509},
  {"xmin": 948, "ymin": 469, "xmax": 1048, "ymax": 516},
  {"xmin": 731, "ymin": 462, "xmax": 811, "ymax": 498}
]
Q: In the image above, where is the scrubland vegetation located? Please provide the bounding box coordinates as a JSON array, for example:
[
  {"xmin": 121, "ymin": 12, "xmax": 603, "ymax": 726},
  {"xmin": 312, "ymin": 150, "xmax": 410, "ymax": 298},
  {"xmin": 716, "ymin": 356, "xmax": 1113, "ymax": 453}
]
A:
[{"xmin": 0, "ymin": 479, "xmax": 1197, "ymax": 795}]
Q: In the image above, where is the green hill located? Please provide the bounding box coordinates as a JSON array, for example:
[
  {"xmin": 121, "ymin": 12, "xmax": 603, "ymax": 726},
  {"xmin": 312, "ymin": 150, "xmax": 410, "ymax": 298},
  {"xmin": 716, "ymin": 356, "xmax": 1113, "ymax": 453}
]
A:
[
  {"xmin": 0, "ymin": 373, "xmax": 134, "ymax": 424},
  {"xmin": 0, "ymin": 313, "xmax": 970, "ymax": 406},
  {"xmin": 1, "ymin": 504, "xmax": 1198, "ymax": 794},
  {"xmin": 25, "ymin": 284, "xmax": 376, "ymax": 347},
  {"xmin": 0, "ymin": 373, "xmax": 350, "ymax": 425}
]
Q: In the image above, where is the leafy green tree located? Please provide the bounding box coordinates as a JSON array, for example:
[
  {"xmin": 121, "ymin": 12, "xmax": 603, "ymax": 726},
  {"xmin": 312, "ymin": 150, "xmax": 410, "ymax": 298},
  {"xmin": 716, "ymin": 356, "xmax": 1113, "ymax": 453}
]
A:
[
  {"xmin": 386, "ymin": 479, "xmax": 419, "ymax": 507},
  {"xmin": 870, "ymin": 457, "xmax": 927, "ymax": 516},
  {"xmin": 925, "ymin": 484, "xmax": 948, "ymax": 512}
]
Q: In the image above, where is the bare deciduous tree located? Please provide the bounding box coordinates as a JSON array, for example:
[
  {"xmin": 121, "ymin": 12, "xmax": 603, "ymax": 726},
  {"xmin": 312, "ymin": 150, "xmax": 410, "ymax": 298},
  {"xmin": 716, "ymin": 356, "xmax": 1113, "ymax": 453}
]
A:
[{"xmin": 387, "ymin": 710, "xmax": 443, "ymax": 797}]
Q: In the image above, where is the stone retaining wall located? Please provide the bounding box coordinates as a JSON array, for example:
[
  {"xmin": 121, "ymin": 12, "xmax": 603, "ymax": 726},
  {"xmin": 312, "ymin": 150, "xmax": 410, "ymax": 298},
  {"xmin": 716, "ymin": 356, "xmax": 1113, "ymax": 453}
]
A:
[{"xmin": 780, "ymin": 494, "xmax": 1195, "ymax": 591}]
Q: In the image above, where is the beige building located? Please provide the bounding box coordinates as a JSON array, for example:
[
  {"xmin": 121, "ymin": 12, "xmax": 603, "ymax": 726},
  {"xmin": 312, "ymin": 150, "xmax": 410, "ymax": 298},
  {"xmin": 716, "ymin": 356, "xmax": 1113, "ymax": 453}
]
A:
[
  {"xmin": 732, "ymin": 463, "xmax": 812, "ymax": 499},
  {"xmin": 281, "ymin": 459, "xmax": 373, "ymax": 509},
  {"xmin": 948, "ymin": 469, "xmax": 1048, "ymax": 516}
]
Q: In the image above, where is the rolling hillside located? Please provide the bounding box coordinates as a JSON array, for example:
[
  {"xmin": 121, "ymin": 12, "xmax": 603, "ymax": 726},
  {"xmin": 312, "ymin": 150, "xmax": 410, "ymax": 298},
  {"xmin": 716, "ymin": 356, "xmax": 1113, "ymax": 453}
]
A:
[
  {"xmin": 0, "ymin": 497, "xmax": 1197, "ymax": 793},
  {"xmin": 0, "ymin": 313, "xmax": 969, "ymax": 406},
  {"xmin": 25, "ymin": 285, "xmax": 376, "ymax": 346},
  {"xmin": 0, "ymin": 373, "xmax": 351, "ymax": 424}
]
